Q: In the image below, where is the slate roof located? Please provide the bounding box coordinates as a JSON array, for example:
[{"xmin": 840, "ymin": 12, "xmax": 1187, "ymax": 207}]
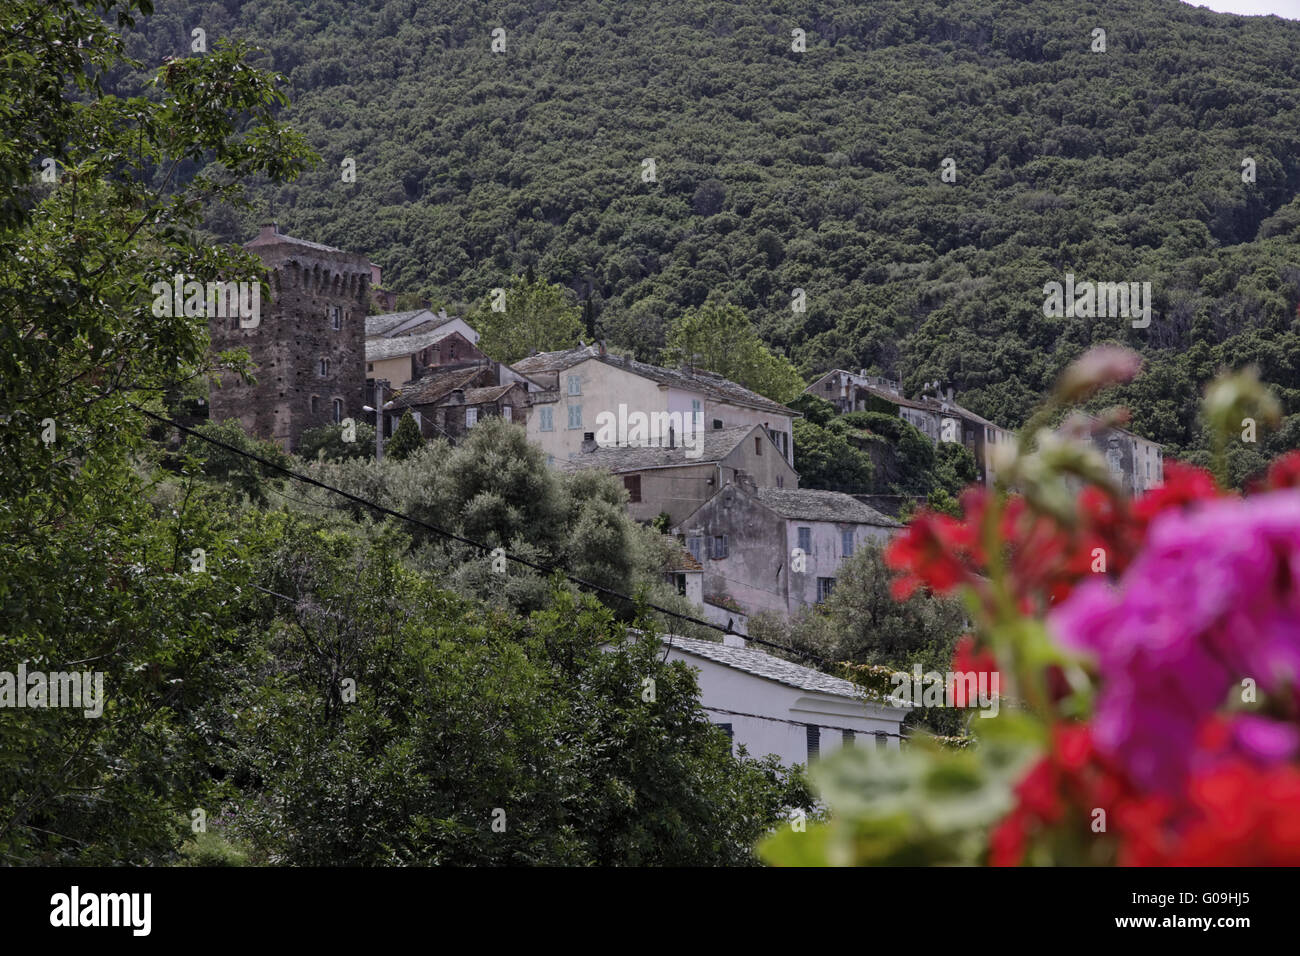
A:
[
  {"xmin": 514, "ymin": 346, "xmax": 797, "ymax": 418},
  {"xmin": 246, "ymin": 231, "xmax": 342, "ymax": 253},
  {"xmin": 808, "ymin": 370, "xmax": 1008, "ymax": 430},
  {"xmin": 366, "ymin": 310, "xmax": 429, "ymax": 337},
  {"xmin": 753, "ymin": 488, "xmax": 900, "ymax": 527},
  {"xmin": 662, "ymin": 634, "xmax": 897, "ymax": 704},
  {"xmin": 561, "ymin": 424, "xmax": 759, "ymax": 473},
  {"xmin": 391, "ymin": 366, "xmax": 488, "ymax": 407},
  {"xmin": 461, "ymin": 384, "xmax": 515, "ymax": 404},
  {"xmin": 663, "ymin": 547, "xmax": 703, "ymax": 572},
  {"xmin": 365, "ymin": 327, "xmax": 460, "ymax": 362},
  {"xmin": 365, "ymin": 309, "xmax": 462, "ymax": 339}
]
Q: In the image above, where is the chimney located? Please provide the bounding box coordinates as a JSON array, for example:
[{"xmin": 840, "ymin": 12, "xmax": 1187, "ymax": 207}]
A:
[
  {"xmin": 946, "ymin": 386, "xmax": 954, "ymax": 402},
  {"xmin": 597, "ymin": 340, "xmax": 607, "ymax": 357},
  {"xmin": 449, "ymin": 388, "xmax": 464, "ymax": 405},
  {"xmin": 581, "ymin": 431, "xmax": 598, "ymax": 453},
  {"xmin": 258, "ymin": 222, "xmax": 279, "ymax": 240}
]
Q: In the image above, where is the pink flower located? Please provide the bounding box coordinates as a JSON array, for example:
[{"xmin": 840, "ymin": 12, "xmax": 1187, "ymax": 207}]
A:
[{"xmin": 1049, "ymin": 491, "xmax": 1300, "ymax": 792}]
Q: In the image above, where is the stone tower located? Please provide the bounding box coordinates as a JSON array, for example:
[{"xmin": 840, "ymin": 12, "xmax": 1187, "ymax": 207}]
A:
[{"xmin": 208, "ymin": 224, "xmax": 371, "ymax": 451}]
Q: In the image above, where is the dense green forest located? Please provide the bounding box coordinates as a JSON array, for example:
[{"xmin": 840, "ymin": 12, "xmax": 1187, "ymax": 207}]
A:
[{"xmin": 114, "ymin": 0, "xmax": 1300, "ymax": 464}]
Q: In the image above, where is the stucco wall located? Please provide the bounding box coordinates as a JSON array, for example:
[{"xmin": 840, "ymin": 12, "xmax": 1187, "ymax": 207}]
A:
[
  {"xmin": 787, "ymin": 519, "xmax": 896, "ymax": 610},
  {"xmin": 664, "ymin": 649, "xmax": 905, "ymax": 766}
]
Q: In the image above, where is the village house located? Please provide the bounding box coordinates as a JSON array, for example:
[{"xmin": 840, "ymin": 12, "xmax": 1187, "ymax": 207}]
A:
[
  {"xmin": 514, "ymin": 343, "xmax": 798, "ymax": 469},
  {"xmin": 365, "ymin": 327, "xmax": 486, "ymax": 387},
  {"xmin": 673, "ymin": 476, "xmax": 901, "ymax": 618},
  {"xmin": 660, "ymin": 634, "xmax": 907, "ymax": 765},
  {"xmin": 384, "ymin": 362, "xmax": 533, "ymax": 442},
  {"xmin": 562, "ymin": 423, "xmax": 797, "ymax": 526},
  {"xmin": 805, "ymin": 370, "xmax": 1015, "ymax": 487},
  {"xmin": 208, "ymin": 223, "xmax": 371, "ymax": 451},
  {"xmin": 1070, "ymin": 420, "xmax": 1165, "ymax": 496}
]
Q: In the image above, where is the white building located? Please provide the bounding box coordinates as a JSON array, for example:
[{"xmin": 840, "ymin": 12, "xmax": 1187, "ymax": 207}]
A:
[{"xmin": 662, "ymin": 634, "xmax": 908, "ymax": 766}]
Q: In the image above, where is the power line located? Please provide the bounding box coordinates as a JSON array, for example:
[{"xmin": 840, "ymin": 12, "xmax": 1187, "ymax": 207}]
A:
[{"xmin": 135, "ymin": 405, "xmax": 835, "ymax": 666}]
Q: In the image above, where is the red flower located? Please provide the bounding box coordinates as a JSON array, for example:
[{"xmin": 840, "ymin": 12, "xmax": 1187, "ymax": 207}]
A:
[
  {"xmin": 883, "ymin": 511, "xmax": 976, "ymax": 600},
  {"xmin": 1257, "ymin": 450, "xmax": 1300, "ymax": 492},
  {"xmin": 950, "ymin": 634, "xmax": 998, "ymax": 707}
]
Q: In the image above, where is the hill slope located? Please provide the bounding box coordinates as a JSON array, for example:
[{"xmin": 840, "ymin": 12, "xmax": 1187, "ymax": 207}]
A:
[{"xmin": 124, "ymin": 0, "xmax": 1300, "ymax": 459}]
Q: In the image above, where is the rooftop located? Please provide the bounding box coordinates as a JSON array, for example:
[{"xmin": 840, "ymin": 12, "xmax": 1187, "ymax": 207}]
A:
[
  {"xmin": 753, "ymin": 487, "xmax": 900, "ymax": 527},
  {"xmin": 365, "ymin": 327, "xmax": 461, "ymax": 362},
  {"xmin": 561, "ymin": 424, "xmax": 763, "ymax": 473},
  {"xmin": 245, "ymin": 223, "xmax": 343, "ymax": 254},
  {"xmin": 365, "ymin": 308, "xmax": 462, "ymax": 339},
  {"xmin": 391, "ymin": 365, "xmax": 488, "ymax": 407},
  {"xmin": 663, "ymin": 634, "xmax": 895, "ymax": 703},
  {"xmin": 514, "ymin": 345, "xmax": 797, "ymax": 418}
]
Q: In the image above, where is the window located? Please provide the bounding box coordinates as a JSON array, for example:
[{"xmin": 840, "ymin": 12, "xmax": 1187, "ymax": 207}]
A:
[
  {"xmin": 567, "ymin": 375, "xmax": 581, "ymax": 396},
  {"xmin": 806, "ymin": 724, "xmax": 820, "ymax": 760},
  {"xmin": 687, "ymin": 536, "xmax": 704, "ymax": 562},
  {"xmin": 755, "ymin": 436, "xmax": 763, "ymax": 456},
  {"xmin": 842, "ymin": 530, "xmax": 854, "ymax": 558},
  {"xmin": 817, "ymin": 577, "xmax": 835, "ymax": 603},
  {"xmin": 465, "ymin": 407, "xmax": 478, "ymax": 429},
  {"xmin": 709, "ymin": 535, "xmax": 728, "ymax": 560},
  {"xmin": 448, "ymin": 344, "xmax": 456, "ymax": 361},
  {"xmin": 776, "ymin": 475, "xmax": 784, "ymax": 489},
  {"xmin": 825, "ymin": 381, "xmax": 834, "ymax": 392},
  {"xmin": 502, "ymin": 406, "xmax": 512, "ymax": 423},
  {"xmin": 318, "ymin": 358, "xmax": 330, "ymax": 377},
  {"xmin": 546, "ymin": 454, "xmax": 555, "ymax": 467},
  {"xmin": 718, "ymin": 723, "xmax": 734, "ymax": 754},
  {"xmin": 568, "ymin": 405, "xmax": 582, "ymax": 429},
  {"xmin": 843, "ymin": 729, "xmax": 855, "ymax": 747},
  {"xmin": 712, "ymin": 419, "xmax": 723, "ymax": 430},
  {"xmin": 332, "ymin": 399, "xmax": 343, "ymax": 423},
  {"xmin": 623, "ymin": 474, "xmax": 642, "ymax": 503},
  {"xmin": 331, "ymin": 306, "xmax": 342, "ymax": 330},
  {"xmin": 691, "ymin": 399, "xmax": 702, "ymax": 424},
  {"xmin": 540, "ymin": 407, "xmax": 554, "ymax": 431},
  {"xmin": 367, "ymin": 362, "xmax": 374, "ymax": 372},
  {"xmin": 310, "ymin": 395, "xmax": 319, "ymax": 415},
  {"xmin": 797, "ymin": 526, "xmax": 811, "ymax": 553}
]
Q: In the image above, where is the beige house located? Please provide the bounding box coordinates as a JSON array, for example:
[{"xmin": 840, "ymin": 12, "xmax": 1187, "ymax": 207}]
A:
[
  {"xmin": 514, "ymin": 344, "xmax": 798, "ymax": 469},
  {"xmin": 563, "ymin": 423, "xmax": 797, "ymax": 525}
]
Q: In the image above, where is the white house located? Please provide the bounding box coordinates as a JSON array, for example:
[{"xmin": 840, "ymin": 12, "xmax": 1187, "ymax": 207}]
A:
[{"xmin": 661, "ymin": 634, "xmax": 908, "ymax": 766}]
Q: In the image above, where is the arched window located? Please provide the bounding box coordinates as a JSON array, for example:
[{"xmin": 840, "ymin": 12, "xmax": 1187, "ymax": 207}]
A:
[
  {"xmin": 332, "ymin": 399, "xmax": 343, "ymax": 423},
  {"xmin": 318, "ymin": 358, "xmax": 330, "ymax": 377}
]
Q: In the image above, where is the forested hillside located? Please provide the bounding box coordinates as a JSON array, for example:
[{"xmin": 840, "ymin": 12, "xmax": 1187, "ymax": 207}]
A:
[{"xmin": 120, "ymin": 0, "xmax": 1300, "ymax": 459}]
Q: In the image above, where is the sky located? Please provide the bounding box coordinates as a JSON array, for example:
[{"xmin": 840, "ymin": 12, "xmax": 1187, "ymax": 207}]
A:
[{"xmin": 1179, "ymin": 0, "xmax": 1300, "ymax": 17}]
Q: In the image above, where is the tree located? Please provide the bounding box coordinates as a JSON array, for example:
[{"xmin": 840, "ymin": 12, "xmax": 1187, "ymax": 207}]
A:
[
  {"xmin": 791, "ymin": 418, "xmax": 875, "ymax": 493},
  {"xmin": 298, "ymin": 422, "xmax": 377, "ymax": 462},
  {"xmin": 468, "ymin": 273, "xmax": 584, "ymax": 363},
  {"xmin": 0, "ymin": 0, "xmax": 313, "ymax": 863},
  {"xmin": 386, "ymin": 411, "xmax": 424, "ymax": 461},
  {"xmin": 661, "ymin": 303, "xmax": 805, "ymax": 403}
]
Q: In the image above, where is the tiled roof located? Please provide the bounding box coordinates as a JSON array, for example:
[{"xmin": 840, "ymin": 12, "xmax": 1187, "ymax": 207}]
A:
[
  {"xmin": 560, "ymin": 424, "xmax": 759, "ymax": 473},
  {"xmin": 365, "ymin": 328, "xmax": 459, "ymax": 362},
  {"xmin": 514, "ymin": 346, "xmax": 797, "ymax": 418},
  {"xmin": 662, "ymin": 634, "xmax": 897, "ymax": 703},
  {"xmin": 753, "ymin": 488, "xmax": 900, "ymax": 527}
]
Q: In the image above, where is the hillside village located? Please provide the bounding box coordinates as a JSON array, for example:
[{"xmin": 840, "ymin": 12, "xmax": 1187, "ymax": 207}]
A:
[{"xmin": 205, "ymin": 224, "xmax": 1168, "ymax": 767}]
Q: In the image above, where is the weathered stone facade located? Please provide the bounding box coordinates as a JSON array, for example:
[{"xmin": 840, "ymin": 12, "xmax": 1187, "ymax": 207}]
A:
[{"xmin": 208, "ymin": 224, "xmax": 371, "ymax": 451}]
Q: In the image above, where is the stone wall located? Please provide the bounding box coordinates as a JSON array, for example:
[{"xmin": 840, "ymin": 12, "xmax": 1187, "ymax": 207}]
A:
[{"xmin": 209, "ymin": 229, "xmax": 371, "ymax": 451}]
